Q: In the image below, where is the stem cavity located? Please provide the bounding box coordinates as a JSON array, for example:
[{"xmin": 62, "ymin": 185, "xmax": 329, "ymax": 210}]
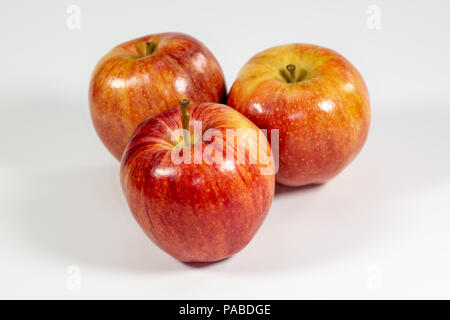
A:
[
  {"xmin": 145, "ymin": 41, "xmax": 156, "ymax": 56},
  {"xmin": 297, "ymin": 68, "xmax": 307, "ymax": 82},
  {"xmin": 285, "ymin": 64, "xmax": 308, "ymax": 83}
]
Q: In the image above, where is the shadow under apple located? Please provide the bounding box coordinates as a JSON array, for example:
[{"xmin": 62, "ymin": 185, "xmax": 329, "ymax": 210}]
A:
[{"xmin": 17, "ymin": 164, "xmax": 183, "ymax": 272}]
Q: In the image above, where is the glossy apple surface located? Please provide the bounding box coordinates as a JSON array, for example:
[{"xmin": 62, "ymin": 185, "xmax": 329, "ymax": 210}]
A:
[
  {"xmin": 89, "ymin": 32, "xmax": 226, "ymax": 160},
  {"xmin": 120, "ymin": 102, "xmax": 275, "ymax": 262},
  {"xmin": 228, "ymin": 44, "xmax": 370, "ymax": 186}
]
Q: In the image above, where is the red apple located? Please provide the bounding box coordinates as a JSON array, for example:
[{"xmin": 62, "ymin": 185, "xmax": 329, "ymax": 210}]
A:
[
  {"xmin": 228, "ymin": 44, "xmax": 370, "ymax": 187},
  {"xmin": 89, "ymin": 32, "xmax": 226, "ymax": 160},
  {"xmin": 120, "ymin": 101, "xmax": 275, "ymax": 262}
]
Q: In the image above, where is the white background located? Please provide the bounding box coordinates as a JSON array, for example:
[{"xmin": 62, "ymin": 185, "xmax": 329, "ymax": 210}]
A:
[{"xmin": 1, "ymin": 0, "xmax": 450, "ymax": 299}]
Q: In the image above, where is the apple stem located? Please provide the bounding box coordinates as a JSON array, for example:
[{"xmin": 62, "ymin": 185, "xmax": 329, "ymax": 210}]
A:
[
  {"xmin": 146, "ymin": 41, "xmax": 156, "ymax": 55},
  {"xmin": 287, "ymin": 64, "xmax": 296, "ymax": 83},
  {"xmin": 180, "ymin": 99, "xmax": 191, "ymax": 145}
]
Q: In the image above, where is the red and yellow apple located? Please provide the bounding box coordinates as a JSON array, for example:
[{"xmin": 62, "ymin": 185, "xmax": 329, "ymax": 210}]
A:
[
  {"xmin": 120, "ymin": 101, "xmax": 275, "ymax": 262},
  {"xmin": 228, "ymin": 44, "xmax": 370, "ymax": 187},
  {"xmin": 89, "ymin": 32, "xmax": 226, "ymax": 160}
]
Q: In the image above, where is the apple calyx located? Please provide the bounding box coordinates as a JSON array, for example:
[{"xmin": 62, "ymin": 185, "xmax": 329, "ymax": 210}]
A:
[
  {"xmin": 180, "ymin": 98, "xmax": 191, "ymax": 145},
  {"xmin": 145, "ymin": 41, "xmax": 156, "ymax": 56},
  {"xmin": 285, "ymin": 64, "xmax": 308, "ymax": 83}
]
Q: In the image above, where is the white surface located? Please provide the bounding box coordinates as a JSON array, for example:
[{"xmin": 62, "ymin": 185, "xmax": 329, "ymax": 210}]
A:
[{"xmin": 1, "ymin": 0, "xmax": 450, "ymax": 299}]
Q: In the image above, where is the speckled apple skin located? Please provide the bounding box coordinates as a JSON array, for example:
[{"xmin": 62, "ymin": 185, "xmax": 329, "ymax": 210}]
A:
[
  {"xmin": 228, "ymin": 44, "xmax": 370, "ymax": 187},
  {"xmin": 120, "ymin": 103, "xmax": 275, "ymax": 262},
  {"xmin": 89, "ymin": 32, "xmax": 226, "ymax": 160}
]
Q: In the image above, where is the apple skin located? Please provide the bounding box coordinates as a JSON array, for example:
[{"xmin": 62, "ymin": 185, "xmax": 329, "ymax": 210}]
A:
[
  {"xmin": 89, "ymin": 32, "xmax": 226, "ymax": 160},
  {"xmin": 227, "ymin": 44, "xmax": 370, "ymax": 187},
  {"xmin": 120, "ymin": 102, "xmax": 275, "ymax": 262}
]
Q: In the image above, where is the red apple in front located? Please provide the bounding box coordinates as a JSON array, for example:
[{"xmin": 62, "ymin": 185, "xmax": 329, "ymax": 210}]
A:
[
  {"xmin": 228, "ymin": 44, "xmax": 370, "ymax": 187},
  {"xmin": 120, "ymin": 101, "xmax": 275, "ymax": 262},
  {"xmin": 89, "ymin": 32, "xmax": 226, "ymax": 160}
]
